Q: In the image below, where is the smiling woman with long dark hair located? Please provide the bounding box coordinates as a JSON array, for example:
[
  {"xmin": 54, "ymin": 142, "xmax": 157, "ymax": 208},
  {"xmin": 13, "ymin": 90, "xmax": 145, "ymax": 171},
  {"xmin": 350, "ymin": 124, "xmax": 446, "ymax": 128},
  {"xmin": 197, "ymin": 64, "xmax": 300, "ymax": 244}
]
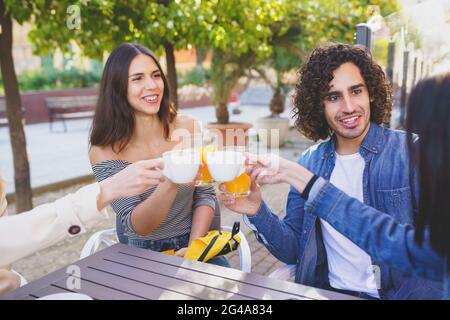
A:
[
  {"xmin": 90, "ymin": 44, "xmax": 175, "ymax": 152},
  {"xmin": 89, "ymin": 43, "xmax": 226, "ymax": 265}
]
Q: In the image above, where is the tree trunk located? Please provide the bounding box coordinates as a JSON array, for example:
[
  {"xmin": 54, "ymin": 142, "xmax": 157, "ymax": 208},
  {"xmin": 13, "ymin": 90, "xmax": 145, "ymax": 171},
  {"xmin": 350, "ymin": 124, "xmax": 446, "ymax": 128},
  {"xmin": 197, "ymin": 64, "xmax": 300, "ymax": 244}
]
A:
[
  {"xmin": 164, "ymin": 42, "xmax": 178, "ymax": 110},
  {"xmin": 0, "ymin": 1, "xmax": 33, "ymax": 212},
  {"xmin": 211, "ymin": 51, "xmax": 234, "ymax": 124},
  {"xmin": 269, "ymin": 88, "xmax": 285, "ymax": 117},
  {"xmin": 195, "ymin": 47, "xmax": 207, "ymax": 67},
  {"xmin": 215, "ymin": 102, "xmax": 229, "ymax": 124}
]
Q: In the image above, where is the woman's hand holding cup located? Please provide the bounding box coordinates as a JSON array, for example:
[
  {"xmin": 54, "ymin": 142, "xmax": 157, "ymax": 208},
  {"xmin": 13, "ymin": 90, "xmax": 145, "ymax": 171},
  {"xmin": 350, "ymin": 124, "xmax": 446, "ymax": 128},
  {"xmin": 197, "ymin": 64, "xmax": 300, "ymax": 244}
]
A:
[{"xmin": 98, "ymin": 158, "xmax": 165, "ymax": 209}]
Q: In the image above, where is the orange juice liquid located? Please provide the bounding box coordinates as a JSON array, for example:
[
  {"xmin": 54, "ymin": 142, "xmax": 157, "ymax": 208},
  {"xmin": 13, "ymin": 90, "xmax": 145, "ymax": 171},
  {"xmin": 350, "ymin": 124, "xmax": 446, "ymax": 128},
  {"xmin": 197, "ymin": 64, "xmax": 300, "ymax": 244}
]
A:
[
  {"xmin": 225, "ymin": 172, "xmax": 251, "ymax": 196},
  {"xmin": 196, "ymin": 146, "xmax": 216, "ymax": 184}
]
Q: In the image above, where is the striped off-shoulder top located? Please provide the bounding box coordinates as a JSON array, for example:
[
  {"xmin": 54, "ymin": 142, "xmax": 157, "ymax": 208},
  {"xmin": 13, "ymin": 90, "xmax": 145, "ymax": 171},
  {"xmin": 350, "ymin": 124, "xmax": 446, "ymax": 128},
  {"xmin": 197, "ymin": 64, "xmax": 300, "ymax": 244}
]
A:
[{"xmin": 92, "ymin": 160, "xmax": 216, "ymax": 241}]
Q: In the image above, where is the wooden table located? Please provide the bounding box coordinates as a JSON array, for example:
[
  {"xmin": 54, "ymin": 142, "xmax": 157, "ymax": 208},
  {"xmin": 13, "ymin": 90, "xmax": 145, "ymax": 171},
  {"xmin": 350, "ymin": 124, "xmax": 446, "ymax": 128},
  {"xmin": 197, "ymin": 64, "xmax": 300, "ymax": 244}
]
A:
[{"xmin": 3, "ymin": 243, "xmax": 358, "ymax": 300}]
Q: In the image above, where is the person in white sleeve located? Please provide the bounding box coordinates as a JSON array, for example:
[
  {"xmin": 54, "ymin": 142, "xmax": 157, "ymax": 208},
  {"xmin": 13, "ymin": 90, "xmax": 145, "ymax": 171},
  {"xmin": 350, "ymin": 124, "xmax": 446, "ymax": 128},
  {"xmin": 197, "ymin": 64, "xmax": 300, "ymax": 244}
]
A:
[{"xmin": 0, "ymin": 158, "xmax": 164, "ymax": 295}]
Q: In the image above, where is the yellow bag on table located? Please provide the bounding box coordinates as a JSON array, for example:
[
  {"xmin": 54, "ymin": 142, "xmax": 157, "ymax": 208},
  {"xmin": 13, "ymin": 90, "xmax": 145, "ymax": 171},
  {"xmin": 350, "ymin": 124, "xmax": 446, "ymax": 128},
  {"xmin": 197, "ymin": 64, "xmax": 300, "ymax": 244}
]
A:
[{"xmin": 184, "ymin": 222, "xmax": 241, "ymax": 262}]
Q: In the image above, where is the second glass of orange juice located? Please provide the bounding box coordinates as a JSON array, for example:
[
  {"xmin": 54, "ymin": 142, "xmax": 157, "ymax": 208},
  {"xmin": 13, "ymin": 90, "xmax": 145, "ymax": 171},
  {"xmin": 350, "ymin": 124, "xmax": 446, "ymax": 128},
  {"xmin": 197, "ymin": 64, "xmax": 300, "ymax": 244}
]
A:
[
  {"xmin": 194, "ymin": 132, "xmax": 219, "ymax": 186},
  {"xmin": 221, "ymin": 146, "xmax": 251, "ymax": 197}
]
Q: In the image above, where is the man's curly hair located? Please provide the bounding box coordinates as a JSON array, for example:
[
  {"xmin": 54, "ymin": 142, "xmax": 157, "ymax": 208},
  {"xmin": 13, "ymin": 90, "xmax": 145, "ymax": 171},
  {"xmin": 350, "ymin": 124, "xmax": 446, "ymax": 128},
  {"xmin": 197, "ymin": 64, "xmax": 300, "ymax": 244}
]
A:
[{"xmin": 292, "ymin": 43, "xmax": 392, "ymax": 141}]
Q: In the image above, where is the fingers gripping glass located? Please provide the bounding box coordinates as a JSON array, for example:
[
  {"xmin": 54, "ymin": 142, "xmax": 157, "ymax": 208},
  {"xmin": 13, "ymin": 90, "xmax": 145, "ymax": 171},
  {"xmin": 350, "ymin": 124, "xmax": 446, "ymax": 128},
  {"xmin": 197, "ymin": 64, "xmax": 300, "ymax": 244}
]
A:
[
  {"xmin": 193, "ymin": 132, "xmax": 220, "ymax": 186},
  {"xmin": 220, "ymin": 146, "xmax": 251, "ymax": 198}
]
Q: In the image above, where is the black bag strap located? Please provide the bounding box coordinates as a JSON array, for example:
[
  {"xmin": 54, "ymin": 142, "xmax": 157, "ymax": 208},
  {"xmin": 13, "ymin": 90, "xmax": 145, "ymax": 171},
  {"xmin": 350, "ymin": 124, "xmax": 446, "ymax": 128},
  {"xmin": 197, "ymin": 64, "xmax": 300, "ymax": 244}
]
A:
[
  {"xmin": 197, "ymin": 235, "xmax": 219, "ymax": 262},
  {"xmin": 231, "ymin": 221, "xmax": 240, "ymax": 237},
  {"xmin": 197, "ymin": 221, "xmax": 241, "ymax": 262}
]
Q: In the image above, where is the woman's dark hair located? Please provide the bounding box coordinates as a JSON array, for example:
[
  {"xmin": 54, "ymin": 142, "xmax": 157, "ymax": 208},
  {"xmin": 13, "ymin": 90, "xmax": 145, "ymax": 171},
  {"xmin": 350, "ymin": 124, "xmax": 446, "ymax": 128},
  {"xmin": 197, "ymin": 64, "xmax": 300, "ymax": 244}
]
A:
[
  {"xmin": 293, "ymin": 43, "xmax": 392, "ymax": 141},
  {"xmin": 407, "ymin": 73, "xmax": 450, "ymax": 260},
  {"xmin": 90, "ymin": 43, "xmax": 176, "ymax": 153}
]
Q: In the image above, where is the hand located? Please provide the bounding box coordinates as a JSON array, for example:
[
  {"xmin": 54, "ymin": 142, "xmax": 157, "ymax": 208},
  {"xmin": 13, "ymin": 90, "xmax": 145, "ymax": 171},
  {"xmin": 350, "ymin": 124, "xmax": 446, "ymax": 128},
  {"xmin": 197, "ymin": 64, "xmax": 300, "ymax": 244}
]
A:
[
  {"xmin": 98, "ymin": 158, "xmax": 165, "ymax": 209},
  {"xmin": 0, "ymin": 269, "xmax": 21, "ymax": 295},
  {"xmin": 247, "ymin": 153, "xmax": 315, "ymax": 194},
  {"xmin": 245, "ymin": 153, "xmax": 290, "ymax": 185},
  {"xmin": 218, "ymin": 181, "xmax": 262, "ymax": 216},
  {"xmin": 175, "ymin": 247, "xmax": 188, "ymax": 257}
]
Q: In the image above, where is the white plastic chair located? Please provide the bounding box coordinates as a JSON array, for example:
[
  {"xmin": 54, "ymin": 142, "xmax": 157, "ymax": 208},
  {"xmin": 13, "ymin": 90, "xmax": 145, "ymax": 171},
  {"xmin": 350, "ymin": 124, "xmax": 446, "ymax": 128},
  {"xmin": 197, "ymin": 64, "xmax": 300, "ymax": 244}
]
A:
[
  {"xmin": 79, "ymin": 227, "xmax": 117, "ymax": 260},
  {"xmin": 219, "ymin": 225, "xmax": 252, "ymax": 273},
  {"xmin": 11, "ymin": 269, "xmax": 28, "ymax": 287},
  {"xmin": 268, "ymin": 264, "xmax": 296, "ymax": 281},
  {"xmin": 80, "ymin": 225, "xmax": 252, "ymax": 272}
]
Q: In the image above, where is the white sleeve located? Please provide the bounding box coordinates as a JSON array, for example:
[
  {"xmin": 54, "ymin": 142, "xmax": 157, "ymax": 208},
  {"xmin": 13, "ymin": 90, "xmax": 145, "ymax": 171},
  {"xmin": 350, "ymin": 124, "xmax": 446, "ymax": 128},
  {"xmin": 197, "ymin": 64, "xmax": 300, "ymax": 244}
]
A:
[{"xmin": 0, "ymin": 183, "xmax": 109, "ymax": 266}]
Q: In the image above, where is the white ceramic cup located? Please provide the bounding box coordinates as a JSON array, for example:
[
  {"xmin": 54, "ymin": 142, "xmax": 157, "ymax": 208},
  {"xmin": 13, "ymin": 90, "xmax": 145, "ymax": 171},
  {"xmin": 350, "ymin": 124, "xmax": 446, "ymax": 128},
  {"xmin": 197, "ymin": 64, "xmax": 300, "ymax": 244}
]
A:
[
  {"xmin": 162, "ymin": 149, "xmax": 201, "ymax": 184},
  {"xmin": 205, "ymin": 150, "xmax": 244, "ymax": 182},
  {"xmin": 37, "ymin": 293, "xmax": 93, "ymax": 300}
]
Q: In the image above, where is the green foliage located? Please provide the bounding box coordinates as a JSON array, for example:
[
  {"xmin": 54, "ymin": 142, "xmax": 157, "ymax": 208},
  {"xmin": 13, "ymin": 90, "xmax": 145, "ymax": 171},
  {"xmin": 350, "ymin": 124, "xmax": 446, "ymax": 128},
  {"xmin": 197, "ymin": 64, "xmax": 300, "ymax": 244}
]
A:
[
  {"xmin": 372, "ymin": 38, "xmax": 389, "ymax": 68},
  {"xmin": 178, "ymin": 66, "xmax": 209, "ymax": 87},
  {"xmin": 4, "ymin": 0, "xmax": 400, "ymax": 122},
  {"xmin": 20, "ymin": 1, "xmax": 208, "ymax": 59},
  {"xmin": 260, "ymin": 0, "xmax": 400, "ymax": 103},
  {"xmin": 16, "ymin": 68, "xmax": 101, "ymax": 92}
]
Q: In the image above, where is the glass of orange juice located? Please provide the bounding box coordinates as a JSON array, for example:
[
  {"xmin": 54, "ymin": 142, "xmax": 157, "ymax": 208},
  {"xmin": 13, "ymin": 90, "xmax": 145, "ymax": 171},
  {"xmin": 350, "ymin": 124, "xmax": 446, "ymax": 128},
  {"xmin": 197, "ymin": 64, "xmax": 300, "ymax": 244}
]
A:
[
  {"xmin": 194, "ymin": 131, "xmax": 219, "ymax": 186},
  {"xmin": 221, "ymin": 146, "xmax": 251, "ymax": 198}
]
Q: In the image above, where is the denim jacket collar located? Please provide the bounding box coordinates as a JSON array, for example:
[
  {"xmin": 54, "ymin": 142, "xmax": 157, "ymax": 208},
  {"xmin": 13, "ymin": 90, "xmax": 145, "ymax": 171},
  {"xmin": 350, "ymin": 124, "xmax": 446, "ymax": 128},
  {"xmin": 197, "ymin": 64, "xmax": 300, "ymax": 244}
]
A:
[{"xmin": 322, "ymin": 122, "xmax": 385, "ymax": 160}]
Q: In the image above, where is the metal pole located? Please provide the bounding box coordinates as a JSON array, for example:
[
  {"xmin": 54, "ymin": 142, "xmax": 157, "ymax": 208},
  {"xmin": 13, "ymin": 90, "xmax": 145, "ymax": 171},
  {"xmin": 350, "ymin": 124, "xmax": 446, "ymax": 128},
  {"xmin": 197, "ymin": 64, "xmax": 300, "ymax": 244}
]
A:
[
  {"xmin": 384, "ymin": 42, "xmax": 396, "ymax": 128},
  {"xmin": 386, "ymin": 42, "xmax": 395, "ymax": 84},
  {"xmin": 412, "ymin": 57, "xmax": 418, "ymax": 86},
  {"xmin": 356, "ymin": 23, "xmax": 372, "ymax": 51},
  {"xmin": 399, "ymin": 51, "xmax": 409, "ymax": 129},
  {"xmin": 420, "ymin": 60, "xmax": 424, "ymax": 81}
]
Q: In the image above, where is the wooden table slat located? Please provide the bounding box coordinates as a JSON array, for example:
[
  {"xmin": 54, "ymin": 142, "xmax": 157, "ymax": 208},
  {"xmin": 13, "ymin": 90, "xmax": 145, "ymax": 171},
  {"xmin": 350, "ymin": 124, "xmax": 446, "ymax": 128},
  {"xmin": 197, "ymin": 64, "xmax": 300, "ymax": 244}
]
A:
[
  {"xmin": 88, "ymin": 256, "xmax": 253, "ymax": 300},
  {"xmin": 27, "ymin": 284, "xmax": 72, "ymax": 299},
  {"xmin": 101, "ymin": 251, "xmax": 310, "ymax": 300},
  {"xmin": 72, "ymin": 267, "xmax": 197, "ymax": 300},
  {"xmin": 114, "ymin": 245, "xmax": 350, "ymax": 300},
  {"xmin": 3, "ymin": 244, "xmax": 361, "ymax": 300},
  {"xmin": 52, "ymin": 276, "xmax": 146, "ymax": 300}
]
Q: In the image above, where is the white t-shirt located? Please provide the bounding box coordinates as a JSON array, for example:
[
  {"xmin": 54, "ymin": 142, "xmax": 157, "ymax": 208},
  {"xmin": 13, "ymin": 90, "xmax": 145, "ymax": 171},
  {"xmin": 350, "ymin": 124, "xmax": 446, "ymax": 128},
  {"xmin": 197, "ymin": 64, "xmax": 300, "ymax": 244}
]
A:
[{"xmin": 320, "ymin": 152, "xmax": 380, "ymax": 298}]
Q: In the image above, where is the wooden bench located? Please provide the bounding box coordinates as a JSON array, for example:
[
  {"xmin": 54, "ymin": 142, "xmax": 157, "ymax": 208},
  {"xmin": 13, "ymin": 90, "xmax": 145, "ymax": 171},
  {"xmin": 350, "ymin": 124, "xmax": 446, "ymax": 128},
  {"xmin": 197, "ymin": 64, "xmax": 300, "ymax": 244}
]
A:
[{"xmin": 45, "ymin": 95, "xmax": 97, "ymax": 132}]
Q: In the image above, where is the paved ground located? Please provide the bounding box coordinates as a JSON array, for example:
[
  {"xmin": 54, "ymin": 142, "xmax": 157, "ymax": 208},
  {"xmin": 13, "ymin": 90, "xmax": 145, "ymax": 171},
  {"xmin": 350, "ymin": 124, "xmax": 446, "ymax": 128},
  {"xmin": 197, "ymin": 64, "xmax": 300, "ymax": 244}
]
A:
[{"xmin": 3, "ymin": 98, "xmax": 315, "ymax": 284}]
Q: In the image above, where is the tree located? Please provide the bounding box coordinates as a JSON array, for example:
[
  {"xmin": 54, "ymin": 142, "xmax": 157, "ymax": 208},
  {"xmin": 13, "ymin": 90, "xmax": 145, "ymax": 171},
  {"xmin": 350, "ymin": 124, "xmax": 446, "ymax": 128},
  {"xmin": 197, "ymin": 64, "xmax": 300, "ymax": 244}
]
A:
[
  {"xmin": 199, "ymin": 0, "xmax": 400, "ymax": 124},
  {"xmin": 197, "ymin": 0, "xmax": 301, "ymax": 124},
  {"xmin": 256, "ymin": 30, "xmax": 306, "ymax": 117},
  {"xmin": 0, "ymin": 0, "xmax": 33, "ymax": 212},
  {"xmin": 28, "ymin": 0, "xmax": 206, "ymax": 110},
  {"xmin": 257, "ymin": 0, "xmax": 401, "ymax": 119},
  {"xmin": 0, "ymin": 0, "xmax": 205, "ymax": 211}
]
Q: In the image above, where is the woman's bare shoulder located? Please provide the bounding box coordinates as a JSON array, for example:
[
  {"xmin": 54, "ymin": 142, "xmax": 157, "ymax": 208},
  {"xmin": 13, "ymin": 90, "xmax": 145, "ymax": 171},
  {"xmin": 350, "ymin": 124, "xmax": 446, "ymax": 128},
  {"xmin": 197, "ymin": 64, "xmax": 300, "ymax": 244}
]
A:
[
  {"xmin": 89, "ymin": 145, "xmax": 121, "ymax": 165},
  {"xmin": 173, "ymin": 114, "xmax": 201, "ymax": 134}
]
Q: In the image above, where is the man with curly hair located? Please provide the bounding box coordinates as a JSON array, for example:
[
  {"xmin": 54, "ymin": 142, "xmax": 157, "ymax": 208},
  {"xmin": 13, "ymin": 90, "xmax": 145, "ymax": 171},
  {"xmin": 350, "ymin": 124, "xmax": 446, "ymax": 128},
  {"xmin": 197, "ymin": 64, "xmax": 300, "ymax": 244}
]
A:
[{"xmin": 221, "ymin": 43, "xmax": 442, "ymax": 299}]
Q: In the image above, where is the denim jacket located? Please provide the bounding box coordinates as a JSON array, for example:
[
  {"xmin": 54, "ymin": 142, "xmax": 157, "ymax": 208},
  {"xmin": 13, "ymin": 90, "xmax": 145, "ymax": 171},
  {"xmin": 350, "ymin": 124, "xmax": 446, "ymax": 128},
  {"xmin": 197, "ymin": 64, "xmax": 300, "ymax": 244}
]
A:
[
  {"xmin": 246, "ymin": 122, "xmax": 443, "ymax": 299},
  {"xmin": 305, "ymin": 177, "xmax": 449, "ymax": 299}
]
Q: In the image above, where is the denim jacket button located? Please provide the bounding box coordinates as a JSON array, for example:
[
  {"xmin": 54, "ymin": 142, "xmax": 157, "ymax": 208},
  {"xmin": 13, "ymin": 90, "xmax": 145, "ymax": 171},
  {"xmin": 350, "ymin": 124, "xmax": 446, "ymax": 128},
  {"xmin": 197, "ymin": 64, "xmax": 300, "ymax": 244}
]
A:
[{"xmin": 68, "ymin": 225, "xmax": 81, "ymax": 235}]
